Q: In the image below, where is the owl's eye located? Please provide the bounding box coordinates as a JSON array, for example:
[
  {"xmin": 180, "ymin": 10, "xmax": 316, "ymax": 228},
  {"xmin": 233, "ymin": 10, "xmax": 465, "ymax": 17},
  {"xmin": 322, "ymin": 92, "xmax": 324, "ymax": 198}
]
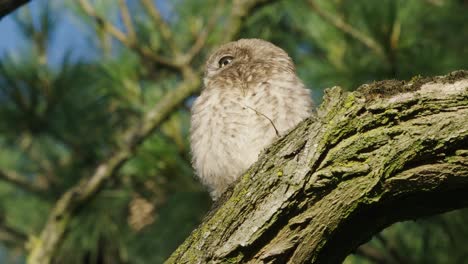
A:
[{"xmin": 218, "ymin": 56, "xmax": 234, "ymax": 68}]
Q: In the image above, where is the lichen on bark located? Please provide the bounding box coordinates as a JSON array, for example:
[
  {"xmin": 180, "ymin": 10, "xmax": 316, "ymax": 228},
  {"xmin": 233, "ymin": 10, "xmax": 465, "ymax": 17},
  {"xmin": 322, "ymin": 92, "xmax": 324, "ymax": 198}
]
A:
[{"xmin": 167, "ymin": 71, "xmax": 468, "ymax": 264}]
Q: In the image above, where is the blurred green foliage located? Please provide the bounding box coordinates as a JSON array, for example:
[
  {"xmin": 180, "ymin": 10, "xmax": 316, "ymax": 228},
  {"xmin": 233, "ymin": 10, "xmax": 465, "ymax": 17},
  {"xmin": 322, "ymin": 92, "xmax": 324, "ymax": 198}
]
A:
[{"xmin": 0, "ymin": 0, "xmax": 466, "ymax": 263}]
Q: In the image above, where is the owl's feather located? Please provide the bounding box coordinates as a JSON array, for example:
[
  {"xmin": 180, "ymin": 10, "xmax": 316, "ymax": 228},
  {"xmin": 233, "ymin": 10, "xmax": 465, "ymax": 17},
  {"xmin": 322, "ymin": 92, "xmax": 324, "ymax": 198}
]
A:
[{"xmin": 190, "ymin": 39, "xmax": 313, "ymax": 200}]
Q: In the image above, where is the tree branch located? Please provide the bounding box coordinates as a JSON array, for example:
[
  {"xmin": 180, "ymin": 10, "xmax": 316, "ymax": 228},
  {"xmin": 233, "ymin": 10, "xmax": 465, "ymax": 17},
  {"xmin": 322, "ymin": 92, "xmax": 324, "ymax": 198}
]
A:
[
  {"xmin": 184, "ymin": 0, "xmax": 226, "ymax": 64},
  {"xmin": 26, "ymin": 73, "xmax": 200, "ymax": 264},
  {"xmin": 78, "ymin": 0, "xmax": 178, "ymax": 69},
  {"xmin": 0, "ymin": 0, "xmax": 29, "ymax": 19},
  {"xmin": 0, "ymin": 223, "xmax": 27, "ymax": 248},
  {"xmin": 118, "ymin": 0, "xmax": 136, "ymax": 42},
  {"xmin": 223, "ymin": 0, "xmax": 279, "ymax": 43},
  {"xmin": 307, "ymin": 0, "xmax": 385, "ymax": 57},
  {"xmin": 375, "ymin": 233, "xmax": 409, "ymax": 264},
  {"xmin": 0, "ymin": 169, "xmax": 47, "ymax": 196},
  {"xmin": 167, "ymin": 71, "xmax": 468, "ymax": 263},
  {"xmin": 139, "ymin": 0, "xmax": 179, "ymax": 55},
  {"xmin": 355, "ymin": 244, "xmax": 389, "ymax": 264}
]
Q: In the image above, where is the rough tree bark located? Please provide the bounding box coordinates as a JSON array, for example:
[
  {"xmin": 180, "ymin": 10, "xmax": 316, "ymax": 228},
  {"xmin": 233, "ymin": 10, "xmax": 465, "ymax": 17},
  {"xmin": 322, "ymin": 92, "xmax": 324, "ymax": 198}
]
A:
[{"xmin": 167, "ymin": 71, "xmax": 468, "ymax": 263}]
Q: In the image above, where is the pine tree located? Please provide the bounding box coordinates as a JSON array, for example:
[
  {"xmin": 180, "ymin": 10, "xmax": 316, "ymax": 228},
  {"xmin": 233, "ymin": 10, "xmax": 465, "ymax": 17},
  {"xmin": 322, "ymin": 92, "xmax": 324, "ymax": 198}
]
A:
[{"xmin": 0, "ymin": 0, "xmax": 466, "ymax": 263}]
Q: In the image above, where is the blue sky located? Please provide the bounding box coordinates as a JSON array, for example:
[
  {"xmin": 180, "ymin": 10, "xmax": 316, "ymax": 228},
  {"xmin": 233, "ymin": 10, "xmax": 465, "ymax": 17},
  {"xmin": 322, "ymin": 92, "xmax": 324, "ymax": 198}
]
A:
[
  {"xmin": 0, "ymin": 0, "xmax": 173, "ymax": 67},
  {"xmin": 0, "ymin": 0, "xmax": 94, "ymax": 65}
]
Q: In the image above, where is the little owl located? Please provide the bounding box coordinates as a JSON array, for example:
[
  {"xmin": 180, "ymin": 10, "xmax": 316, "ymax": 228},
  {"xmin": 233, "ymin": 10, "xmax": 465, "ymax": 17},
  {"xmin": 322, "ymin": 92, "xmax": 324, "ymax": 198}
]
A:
[{"xmin": 190, "ymin": 39, "xmax": 313, "ymax": 200}]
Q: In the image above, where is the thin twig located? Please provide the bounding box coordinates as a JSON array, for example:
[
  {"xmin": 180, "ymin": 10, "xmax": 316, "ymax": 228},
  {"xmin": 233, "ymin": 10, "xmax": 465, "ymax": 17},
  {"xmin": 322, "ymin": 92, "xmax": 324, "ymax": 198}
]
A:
[
  {"xmin": 0, "ymin": 223, "xmax": 28, "ymax": 248},
  {"xmin": 388, "ymin": 17, "xmax": 401, "ymax": 76},
  {"xmin": 424, "ymin": 0, "xmax": 444, "ymax": 6},
  {"xmin": 78, "ymin": 0, "xmax": 178, "ymax": 69},
  {"xmin": 355, "ymin": 244, "xmax": 390, "ymax": 264},
  {"xmin": 139, "ymin": 0, "xmax": 179, "ymax": 55},
  {"xmin": 118, "ymin": 0, "xmax": 136, "ymax": 42},
  {"xmin": 78, "ymin": 0, "xmax": 127, "ymax": 43},
  {"xmin": 376, "ymin": 234, "xmax": 410, "ymax": 264},
  {"xmin": 307, "ymin": 0, "xmax": 385, "ymax": 57},
  {"xmin": 0, "ymin": 169, "xmax": 47, "ymax": 196},
  {"xmin": 243, "ymin": 104, "xmax": 280, "ymax": 137},
  {"xmin": 184, "ymin": 0, "xmax": 226, "ymax": 63},
  {"xmin": 223, "ymin": 0, "xmax": 277, "ymax": 43},
  {"xmin": 136, "ymin": 45, "xmax": 179, "ymax": 69}
]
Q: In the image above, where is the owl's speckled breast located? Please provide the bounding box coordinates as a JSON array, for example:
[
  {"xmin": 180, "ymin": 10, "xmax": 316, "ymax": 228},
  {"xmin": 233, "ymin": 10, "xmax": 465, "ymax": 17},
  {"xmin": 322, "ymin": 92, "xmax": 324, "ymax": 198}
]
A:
[
  {"xmin": 191, "ymin": 76, "xmax": 312, "ymax": 199},
  {"xmin": 190, "ymin": 84, "xmax": 279, "ymax": 198},
  {"xmin": 191, "ymin": 38, "xmax": 313, "ymax": 200}
]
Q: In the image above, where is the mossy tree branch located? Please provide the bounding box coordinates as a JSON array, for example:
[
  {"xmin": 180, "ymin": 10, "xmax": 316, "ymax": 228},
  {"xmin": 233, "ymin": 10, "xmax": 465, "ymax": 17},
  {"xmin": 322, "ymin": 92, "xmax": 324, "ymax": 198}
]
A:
[{"xmin": 167, "ymin": 71, "xmax": 468, "ymax": 263}]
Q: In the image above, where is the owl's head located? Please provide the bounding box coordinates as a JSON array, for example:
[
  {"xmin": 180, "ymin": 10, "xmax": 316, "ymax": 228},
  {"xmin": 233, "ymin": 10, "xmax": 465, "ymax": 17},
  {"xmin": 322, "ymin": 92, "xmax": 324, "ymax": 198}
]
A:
[{"xmin": 203, "ymin": 39, "xmax": 296, "ymax": 89}]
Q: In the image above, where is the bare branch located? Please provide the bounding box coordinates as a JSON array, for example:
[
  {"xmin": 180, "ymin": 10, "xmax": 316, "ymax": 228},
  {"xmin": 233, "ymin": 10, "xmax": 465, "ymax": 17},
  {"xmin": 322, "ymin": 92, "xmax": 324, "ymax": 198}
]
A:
[
  {"xmin": 78, "ymin": 0, "xmax": 178, "ymax": 69},
  {"xmin": 135, "ymin": 45, "xmax": 179, "ymax": 69},
  {"xmin": 0, "ymin": 0, "xmax": 29, "ymax": 19},
  {"xmin": 424, "ymin": 0, "xmax": 444, "ymax": 6},
  {"xmin": 118, "ymin": 0, "xmax": 136, "ymax": 42},
  {"xmin": 184, "ymin": 0, "xmax": 226, "ymax": 63},
  {"xmin": 0, "ymin": 169, "xmax": 47, "ymax": 196},
  {"xmin": 307, "ymin": 0, "xmax": 385, "ymax": 57},
  {"xmin": 139, "ymin": 0, "xmax": 179, "ymax": 55},
  {"xmin": 376, "ymin": 233, "xmax": 410, "ymax": 264},
  {"xmin": 78, "ymin": 0, "xmax": 127, "ymax": 43},
  {"xmin": 26, "ymin": 70, "xmax": 200, "ymax": 264},
  {"xmin": 0, "ymin": 223, "xmax": 27, "ymax": 248},
  {"xmin": 223, "ymin": 0, "xmax": 279, "ymax": 43},
  {"xmin": 355, "ymin": 244, "xmax": 389, "ymax": 264}
]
